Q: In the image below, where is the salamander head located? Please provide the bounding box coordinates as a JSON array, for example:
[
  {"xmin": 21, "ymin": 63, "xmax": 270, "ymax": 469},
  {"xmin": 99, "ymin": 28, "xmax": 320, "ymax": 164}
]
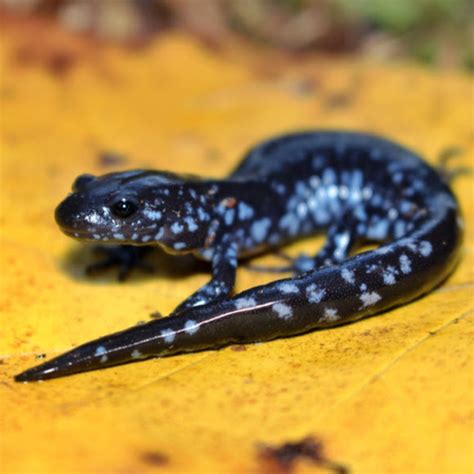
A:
[{"xmin": 55, "ymin": 170, "xmax": 214, "ymax": 252}]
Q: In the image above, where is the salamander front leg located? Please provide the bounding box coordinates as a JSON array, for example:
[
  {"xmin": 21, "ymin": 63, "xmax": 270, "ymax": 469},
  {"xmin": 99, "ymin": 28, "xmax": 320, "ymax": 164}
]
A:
[
  {"xmin": 86, "ymin": 245, "xmax": 153, "ymax": 281},
  {"xmin": 172, "ymin": 242, "xmax": 238, "ymax": 314}
]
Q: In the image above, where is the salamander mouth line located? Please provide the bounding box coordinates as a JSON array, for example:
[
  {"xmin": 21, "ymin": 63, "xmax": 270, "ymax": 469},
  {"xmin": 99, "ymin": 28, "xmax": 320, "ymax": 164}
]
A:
[
  {"xmin": 61, "ymin": 227, "xmax": 150, "ymax": 245},
  {"xmin": 60, "ymin": 228, "xmax": 101, "ymax": 239},
  {"xmin": 60, "ymin": 228, "xmax": 163, "ymax": 247},
  {"xmin": 60, "ymin": 229, "xmax": 125, "ymax": 244}
]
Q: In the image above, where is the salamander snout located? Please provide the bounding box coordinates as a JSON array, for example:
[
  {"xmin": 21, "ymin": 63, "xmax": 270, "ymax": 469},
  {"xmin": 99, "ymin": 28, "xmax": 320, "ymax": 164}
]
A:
[
  {"xmin": 55, "ymin": 191, "xmax": 113, "ymax": 240},
  {"xmin": 55, "ymin": 195, "xmax": 73, "ymax": 227},
  {"xmin": 55, "ymin": 193, "xmax": 85, "ymax": 231}
]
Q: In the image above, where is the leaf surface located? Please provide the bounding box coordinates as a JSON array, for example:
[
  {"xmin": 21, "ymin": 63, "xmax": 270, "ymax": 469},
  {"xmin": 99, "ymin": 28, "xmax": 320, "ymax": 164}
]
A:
[{"xmin": 1, "ymin": 30, "xmax": 473, "ymax": 474}]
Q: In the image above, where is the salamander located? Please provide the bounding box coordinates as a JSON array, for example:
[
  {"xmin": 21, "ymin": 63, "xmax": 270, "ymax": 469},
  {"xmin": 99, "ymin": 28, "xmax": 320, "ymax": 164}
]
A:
[{"xmin": 15, "ymin": 131, "xmax": 463, "ymax": 382}]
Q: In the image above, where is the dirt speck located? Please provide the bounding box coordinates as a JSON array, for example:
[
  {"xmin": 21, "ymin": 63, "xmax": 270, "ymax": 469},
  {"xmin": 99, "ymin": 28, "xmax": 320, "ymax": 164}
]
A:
[
  {"xmin": 231, "ymin": 344, "xmax": 247, "ymax": 352},
  {"xmin": 140, "ymin": 451, "xmax": 169, "ymax": 466},
  {"xmin": 97, "ymin": 151, "xmax": 128, "ymax": 168},
  {"xmin": 258, "ymin": 436, "xmax": 348, "ymax": 474}
]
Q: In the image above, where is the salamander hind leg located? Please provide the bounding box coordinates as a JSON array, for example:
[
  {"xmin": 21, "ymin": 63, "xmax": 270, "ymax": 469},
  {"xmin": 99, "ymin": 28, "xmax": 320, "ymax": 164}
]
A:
[
  {"xmin": 292, "ymin": 222, "xmax": 358, "ymax": 274},
  {"xmin": 244, "ymin": 223, "xmax": 359, "ymax": 275}
]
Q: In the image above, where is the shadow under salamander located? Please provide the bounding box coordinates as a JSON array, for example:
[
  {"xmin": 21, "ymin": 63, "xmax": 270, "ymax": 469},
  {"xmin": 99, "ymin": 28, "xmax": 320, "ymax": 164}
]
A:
[{"xmin": 59, "ymin": 243, "xmax": 209, "ymax": 285}]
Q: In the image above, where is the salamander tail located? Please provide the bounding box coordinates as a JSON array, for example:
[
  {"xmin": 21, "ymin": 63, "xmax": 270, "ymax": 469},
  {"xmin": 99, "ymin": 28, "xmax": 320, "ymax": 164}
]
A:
[{"xmin": 14, "ymin": 318, "xmax": 179, "ymax": 382}]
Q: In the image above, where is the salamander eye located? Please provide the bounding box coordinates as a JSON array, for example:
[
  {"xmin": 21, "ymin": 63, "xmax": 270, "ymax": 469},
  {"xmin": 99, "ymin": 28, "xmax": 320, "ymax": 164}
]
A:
[
  {"xmin": 72, "ymin": 174, "xmax": 95, "ymax": 191},
  {"xmin": 111, "ymin": 199, "xmax": 138, "ymax": 218}
]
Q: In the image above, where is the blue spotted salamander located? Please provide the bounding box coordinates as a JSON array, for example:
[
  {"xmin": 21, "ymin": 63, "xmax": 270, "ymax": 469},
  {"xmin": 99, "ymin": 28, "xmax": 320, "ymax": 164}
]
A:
[{"xmin": 15, "ymin": 131, "xmax": 462, "ymax": 382}]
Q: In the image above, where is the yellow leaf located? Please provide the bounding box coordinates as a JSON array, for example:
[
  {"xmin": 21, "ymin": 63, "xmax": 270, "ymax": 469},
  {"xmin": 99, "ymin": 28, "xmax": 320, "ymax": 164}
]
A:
[{"xmin": 1, "ymin": 30, "xmax": 472, "ymax": 474}]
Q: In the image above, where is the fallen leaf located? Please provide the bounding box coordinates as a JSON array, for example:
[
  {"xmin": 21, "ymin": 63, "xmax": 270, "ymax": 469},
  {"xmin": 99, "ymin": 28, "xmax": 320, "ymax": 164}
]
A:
[{"xmin": 1, "ymin": 27, "xmax": 472, "ymax": 474}]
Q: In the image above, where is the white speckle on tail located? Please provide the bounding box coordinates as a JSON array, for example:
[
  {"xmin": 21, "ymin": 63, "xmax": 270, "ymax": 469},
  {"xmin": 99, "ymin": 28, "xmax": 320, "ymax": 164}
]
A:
[
  {"xmin": 399, "ymin": 254, "xmax": 412, "ymax": 274},
  {"xmin": 279, "ymin": 282, "xmax": 299, "ymax": 294},
  {"xmin": 419, "ymin": 241, "xmax": 432, "ymax": 257},
  {"xmin": 184, "ymin": 320, "xmax": 199, "ymax": 335},
  {"xmin": 272, "ymin": 302, "xmax": 293, "ymax": 320},
  {"xmin": 382, "ymin": 270, "xmax": 397, "ymax": 285},
  {"xmin": 341, "ymin": 268, "xmax": 355, "ymax": 284},
  {"xmin": 360, "ymin": 291, "xmax": 382, "ymax": 307},
  {"xmin": 161, "ymin": 329, "xmax": 176, "ymax": 344},
  {"xmin": 322, "ymin": 307, "xmax": 339, "ymax": 322},
  {"xmin": 306, "ymin": 284, "xmax": 326, "ymax": 303},
  {"xmin": 234, "ymin": 297, "xmax": 257, "ymax": 309},
  {"xmin": 95, "ymin": 346, "xmax": 106, "ymax": 356},
  {"xmin": 94, "ymin": 346, "xmax": 108, "ymax": 363},
  {"xmin": 366, "ymin": 264, "xmax": 378, "ymax": 274},
  {"xmin": 131, "ymin": 350, "xmax": 144, "ymax": 359},
  {"xmin": 113, "ymin": 233, "xmax": 125, "ymax": 240}
]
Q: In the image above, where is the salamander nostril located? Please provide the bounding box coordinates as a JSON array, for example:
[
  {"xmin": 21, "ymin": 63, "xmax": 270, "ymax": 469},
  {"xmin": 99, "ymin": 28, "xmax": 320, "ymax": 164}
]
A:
[{"xmin": 72, "ymin": 174, "xmax": 96, "ymax": 192}]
